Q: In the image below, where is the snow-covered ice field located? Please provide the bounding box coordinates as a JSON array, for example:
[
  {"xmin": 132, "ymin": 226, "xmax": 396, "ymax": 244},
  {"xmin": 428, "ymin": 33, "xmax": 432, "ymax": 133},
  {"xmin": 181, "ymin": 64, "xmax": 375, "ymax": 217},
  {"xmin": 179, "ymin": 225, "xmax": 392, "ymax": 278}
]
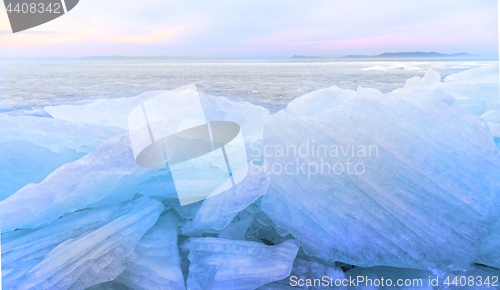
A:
[{"xmin": 0, "ymin": 60, "xmax": 500, "ymax": 289}]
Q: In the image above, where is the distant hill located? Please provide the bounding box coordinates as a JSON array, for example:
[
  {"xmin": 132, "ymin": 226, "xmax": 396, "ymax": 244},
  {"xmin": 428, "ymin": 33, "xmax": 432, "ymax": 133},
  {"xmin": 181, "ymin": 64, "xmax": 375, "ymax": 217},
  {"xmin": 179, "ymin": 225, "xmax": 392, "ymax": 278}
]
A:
[
  {"xmin": 344, "ymin": 52, "xmax": 474, "ymax": 58},
  {"xmin": 287, "ymin": 52, "xmax": 487, "ymax": 61}
]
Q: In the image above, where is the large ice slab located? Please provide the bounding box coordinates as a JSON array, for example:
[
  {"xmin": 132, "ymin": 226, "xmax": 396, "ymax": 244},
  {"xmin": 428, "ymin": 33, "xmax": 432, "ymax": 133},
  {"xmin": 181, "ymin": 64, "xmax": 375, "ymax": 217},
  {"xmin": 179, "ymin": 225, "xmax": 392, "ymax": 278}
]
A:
[
  {"xmin": 441, "ymin": 64, "xmax": 500, "ymax": 115},
  {"xmin": 285, "ymin": 86, "xmax": 356, "ymax": 117},
  {"xmin": 14, "ymin": 86, "xmax": 270, "ymax": 227},
  {"xmin": 191, "ymin": 165, "xmax": 270, "ymax": 233},
  {"xmin": 444, "ymin": 64, "xmax": 500, "ymax": 85},
  {"xmin": 0, "ymin": 113, "xmax": 124, "ymax": 154},
  {"xmin": 482, "ymin": 110, "xmax": 500, "ymax": 137},
  {"xmin": 404, "ymin": 68, "xmax": 441, "ymax": 88},
  {"xmin": 184, "ymin": 238, "xmax": 300, "ymax": 290},
  {"xmin": 0, "ymin": 113, "xmax": 124, "ymax": 201},
  {"xmin": 200, "ymin": 92, "xmax": 270, "ymax": 146},
  {"xmin": 5, "ymin": 196, "xmax": 163, "ymax": 290},
  {"xmin": 114, "ymin": 213, "xmax": 185, "ymax": 290},
  {"xmin": 45, "ymin": 87, "xmax": 269, "ymax": 181},
  {"xmin": 478, "ymin": 217, "xmax": 500, "ymax": 269},
  {"xmin": 261, "ymin": 69, "xmax": 500, "ymax": 270},
  {"xmin": 0, "ymin": 140, "xmax": 83, "ymax": 201},
  {"xmin": 44, "ymin": 91, "xmax": 168, "ymax": 130},
  {"xmin": 0, "ymin": 133, "xmax": 171, "ymax": 232},
  {"xmin": 1, "ymin": 197, "xmax": 162, "ymax": 287},
  {"xmin": 2, "ymin": 205, "xmax": 115, "ymax": 287},
  {"xmin": 0, "ymin": 112, "xmax": 268, "ymax": 233},
  {"xmin": 44, "ymin": 87, "xmax": 270, "ymax": 146}
]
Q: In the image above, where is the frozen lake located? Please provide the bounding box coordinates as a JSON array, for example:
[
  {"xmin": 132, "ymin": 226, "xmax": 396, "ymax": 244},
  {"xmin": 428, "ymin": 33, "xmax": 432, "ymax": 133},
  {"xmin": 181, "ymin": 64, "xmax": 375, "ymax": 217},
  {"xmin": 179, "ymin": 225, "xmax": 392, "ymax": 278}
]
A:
[{"xmin": 0, "ymin": 59, "xmax": 493, "ymax": 113}]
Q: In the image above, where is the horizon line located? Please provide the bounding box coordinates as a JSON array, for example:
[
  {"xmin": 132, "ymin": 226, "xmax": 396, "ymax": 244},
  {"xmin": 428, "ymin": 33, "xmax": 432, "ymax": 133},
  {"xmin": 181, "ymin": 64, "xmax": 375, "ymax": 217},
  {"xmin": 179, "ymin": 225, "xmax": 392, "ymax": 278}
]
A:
[{"xmin": 0, "ymin": 51, "xmax": 498, "ymax": 61}]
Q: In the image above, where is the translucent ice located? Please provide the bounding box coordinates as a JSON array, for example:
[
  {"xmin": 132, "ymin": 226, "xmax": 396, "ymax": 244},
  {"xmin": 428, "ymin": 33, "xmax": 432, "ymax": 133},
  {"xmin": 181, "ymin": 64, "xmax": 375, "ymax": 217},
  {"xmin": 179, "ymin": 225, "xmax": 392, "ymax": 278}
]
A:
[
  {"xmin": 2, "ymin": 206, "xmax": 115, "ymax": 288},
  {"xmin": 10, "ymin": 86, "xmax": 270, "ymax": 231},
  {"xmin": 114, "ymin": 213, "xmax": 185, "ymax": 290},
  {"xmin": 482, "ymin": 110, "xmax": 500, "ymax": 138},
  {"xmin": 0, "ymin": 112, "xmax": 123, "ymax": 201},
  {"xmin": 478, "ymin": 217, "xmax": 500, "ymax": 269},
  {"xmin": 184, "ymin": 238, "xmax": 300, "ymax": 290},
  {"xmin": 404, "ymin": 68, "xmax": 441, "ymax": 88},
  {"xmin": 191, "ymin": 165, "xmax": 270, "ymax": 233},
  {"xmin": 44, "ymin": 87, "xmax": 269, "ymax": 174},
  {"xmin": 44, "ymin": 91, "xmax": 169, "ymax": 130},
  {"xmin": 0, "ymin": 133, "xmax": 169, "ymax": 232},
  {"xmin": 5, "ymin": 196, "xmax": 163, "ymax": 290},
  {"xmin": 285, "ymin": 86, "xmax": 355, "ymax": 117},
  {"xmin": 444, "ymin": 64, "xmax": 500, "ymax": 85},
  {"xmin": 0, "ymin": 113, "xmax": 124, "ymax": 153},
  {"xmin": 261, "ymin": 70, "xmax": 500, "ymax": 270},
  {"xmin": 218, "ymin": 212, "xmax": 255, "ymax": 241},
  {"xmin": 2, "ymin": 66, "xmax": 499, "ymax": 288},
  {"xmin": 0, "ymin": 140, "xmax": 82, "ymax": 201},
  {"xmin": 44, "ymin": 86, "xmax": 270, "ymax": 146},
  {"xmin": 199, "ymin": 92, "xmax": 269, "ymax": 146},
  {"xmin": 0, "ymin": 101, "xmax": 268, "ymax": 233},
  {"xmin": 441, "ymin": 64, "xmax": 500, "ymax": 115}
]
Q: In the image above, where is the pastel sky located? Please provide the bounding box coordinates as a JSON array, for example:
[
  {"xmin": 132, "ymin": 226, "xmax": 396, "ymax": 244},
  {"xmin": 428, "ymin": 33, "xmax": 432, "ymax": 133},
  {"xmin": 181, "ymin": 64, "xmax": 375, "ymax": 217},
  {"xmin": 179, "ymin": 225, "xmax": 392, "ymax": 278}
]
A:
[{"xmin": 0, "ymin": 0, "xmax": 498, "ymax": 57}]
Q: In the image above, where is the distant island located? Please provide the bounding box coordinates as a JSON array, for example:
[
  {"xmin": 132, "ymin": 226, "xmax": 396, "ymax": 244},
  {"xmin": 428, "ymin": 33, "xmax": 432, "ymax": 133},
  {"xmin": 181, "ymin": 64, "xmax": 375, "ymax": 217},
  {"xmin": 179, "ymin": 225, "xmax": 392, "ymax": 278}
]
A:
[
  {"xmin": 286, "ymin": 52, "xmax": 498, "ymax": 61},
  {"xmin": 343, "ymin": 52, "xmax": 473, "ymax": 58}
]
